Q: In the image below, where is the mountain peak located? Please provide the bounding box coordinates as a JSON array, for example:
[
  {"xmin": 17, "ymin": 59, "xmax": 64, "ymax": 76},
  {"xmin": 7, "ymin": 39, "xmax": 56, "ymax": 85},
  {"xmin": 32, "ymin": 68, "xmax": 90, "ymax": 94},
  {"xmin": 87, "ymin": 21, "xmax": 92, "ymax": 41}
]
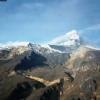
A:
[
  {"xmin": 49, "ymin": 30, "xmax": 80, "ymax": 46},
  {"xmin": 66, "ymin": 30, "xmax": 79, "ymax": 40}
]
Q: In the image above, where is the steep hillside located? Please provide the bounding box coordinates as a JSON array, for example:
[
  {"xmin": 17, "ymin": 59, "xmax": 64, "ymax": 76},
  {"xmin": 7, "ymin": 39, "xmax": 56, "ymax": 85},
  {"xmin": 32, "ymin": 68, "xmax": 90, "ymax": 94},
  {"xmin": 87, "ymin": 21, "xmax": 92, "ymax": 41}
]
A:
[{"xmin": 65, "ymin": 46, "xmax": 100, "ymax": 71}]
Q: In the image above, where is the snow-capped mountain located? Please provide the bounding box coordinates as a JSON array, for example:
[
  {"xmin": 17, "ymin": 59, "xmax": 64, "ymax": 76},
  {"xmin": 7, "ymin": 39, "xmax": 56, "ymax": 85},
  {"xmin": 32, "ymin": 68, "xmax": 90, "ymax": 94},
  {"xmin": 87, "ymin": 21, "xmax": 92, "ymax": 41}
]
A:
[
  {"xmin": 0, "ymin": 30, "xmax": 82, "ymax": 54},
  {"xmin": 47, "ymin": 30, "xmax": 81, "ymax": 52},
  {"xmin": 0, "ymin": 30, "xmax": 99, "ymax": 56},
  {"xmin": 49, "ymin": 30, "xmax": 81, "ymax": 46},
  {"xmin": 1, "ymin": 30, "xmax": 98, "ymax": 56}
]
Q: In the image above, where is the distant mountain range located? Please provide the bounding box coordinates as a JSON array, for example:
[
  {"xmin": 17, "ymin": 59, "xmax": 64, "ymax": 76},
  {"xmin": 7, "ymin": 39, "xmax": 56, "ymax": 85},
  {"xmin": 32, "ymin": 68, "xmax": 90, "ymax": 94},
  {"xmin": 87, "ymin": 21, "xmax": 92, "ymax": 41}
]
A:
[{"xmin": 0, "ymin": 30, "xmax": 81, "ymax": 53}]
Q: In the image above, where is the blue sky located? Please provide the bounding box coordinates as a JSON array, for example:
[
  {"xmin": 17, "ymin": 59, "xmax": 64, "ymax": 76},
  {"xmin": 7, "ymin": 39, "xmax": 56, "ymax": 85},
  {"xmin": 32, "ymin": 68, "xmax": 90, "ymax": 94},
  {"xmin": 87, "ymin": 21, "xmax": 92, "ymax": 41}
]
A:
[{"xmin": 0, "ymin": 0, "xmax": 100, "ymax": 46}]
